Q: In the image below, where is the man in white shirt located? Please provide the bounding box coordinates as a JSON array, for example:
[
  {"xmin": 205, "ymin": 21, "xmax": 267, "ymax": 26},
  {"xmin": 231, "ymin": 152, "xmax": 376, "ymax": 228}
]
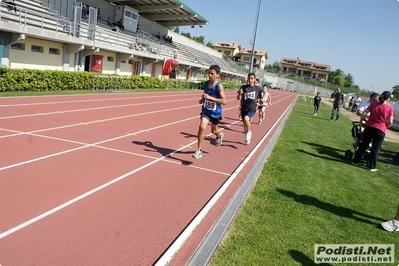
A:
[{"xmin": 352, "ymin": 95, "xmax": 362, "ymax": 112}]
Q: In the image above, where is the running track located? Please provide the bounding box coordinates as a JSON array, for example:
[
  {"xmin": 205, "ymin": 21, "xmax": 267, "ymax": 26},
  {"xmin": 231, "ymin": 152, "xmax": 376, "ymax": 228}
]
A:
[{"xmin": 0, "ymin": 90, "xmax": 297, "ymax": 265}]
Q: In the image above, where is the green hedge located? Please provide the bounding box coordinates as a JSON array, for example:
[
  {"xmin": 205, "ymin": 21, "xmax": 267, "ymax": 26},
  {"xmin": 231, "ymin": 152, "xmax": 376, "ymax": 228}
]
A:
[
  {"xmin": 0, "ymin": 68, "xmax": 242, "ymax": 92},
  {"xmin": 0, "ymin": 68, "xmax": 95, "ymax": 91}
]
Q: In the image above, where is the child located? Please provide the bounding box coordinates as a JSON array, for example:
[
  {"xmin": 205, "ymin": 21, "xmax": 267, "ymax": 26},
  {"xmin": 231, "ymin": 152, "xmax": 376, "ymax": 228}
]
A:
[
  {"xmin": 237, "ymin": 73, "xmax": 263, "ymax": 145},
  {"xmin": 193, "ymin": 65, "xmax": 226, "ymax": 159},
  {"xmin": 258, "ymin": 84, "xmax": 272, "ymax": 124},
  {"xmin": 313, "ymin": 92, "xmax": 321, "ymax": 116}
]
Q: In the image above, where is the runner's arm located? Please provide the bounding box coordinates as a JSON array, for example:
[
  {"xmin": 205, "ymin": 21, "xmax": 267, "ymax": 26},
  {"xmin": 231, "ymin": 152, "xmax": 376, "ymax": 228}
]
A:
[
  {"xmin": 386, "ymin": 115, "xmax": 393, "ymax": 128},
  {"xmin": 237, "ymin": 88, "xmax": 243, "ymax": 100}
]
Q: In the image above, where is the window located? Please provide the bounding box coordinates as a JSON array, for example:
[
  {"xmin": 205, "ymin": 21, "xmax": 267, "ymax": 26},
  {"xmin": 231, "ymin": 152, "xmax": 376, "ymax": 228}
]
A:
[
  {"xmin": 224, "ymin": 51, "xmax": 231, "ymax": 55},
  {"xmin": 243, "ymin": 57, "xmax": 250, "ymax": 61},
  {"xmin": 121, "ymin": 60, "xmax": 126, "ymax": 64},
  {"xmin": 31, "ymin": 45, "xmax": 43, "ymax": 53},
  {"xmin": 107, "ymin": 56, "xmax": 114, "ymax": 62},
  {"xmin": 10, "ymin": 43, "xmax": 25, "ymax": 50},
  {"xmin": 49, "ymin": 48, "xmax": 60, "ymax": 55},
  {"xmin": 128, "ymin": 60, "xmax": 134, "ymax": 64},
  {"xmin": 125, "ymin": 10, "xmax": 138, "ymax": 21}
]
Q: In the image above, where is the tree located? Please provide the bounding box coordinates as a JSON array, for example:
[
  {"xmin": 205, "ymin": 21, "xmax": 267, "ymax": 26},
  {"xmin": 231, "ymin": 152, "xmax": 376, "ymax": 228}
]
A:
[
  {"xmin": 173, "ymin": 27, "xmax": 180, "ymax": 33},
  {"xmin": 328, "ymin": 69, "xmax": 345, "ymax": 86},
  {"xmin": 192, "ymin": 35, "xmax": 205, "ymax": 45},
  {"xmin": 181, "ymin": 32, "xmax": 191, "ymax": 38},
  {"xmin": 272, "ymin": 61, "xmax": 281, "ymax": 74},
  {"xmin": 206, "ymin": 41, "xmax": 213, "ymax": 48},
  {"xmin": 344, "ymin": 73, "xmax": 354, "ymax": 87},
  {"xmin": 180, "ymin": 32, "xmax": 205, "ymax": 45},
  {"xmin": 393, "ymin": 85, "xmax": 399, "ymax": 98},
  {"xmin": 264, "ymin": 61, "xmax": 281, "ymax": 73}
]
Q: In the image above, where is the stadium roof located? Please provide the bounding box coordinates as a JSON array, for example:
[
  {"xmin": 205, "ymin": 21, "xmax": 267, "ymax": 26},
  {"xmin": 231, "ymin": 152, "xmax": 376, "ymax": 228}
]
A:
[{"xmin": 105, "ymin": 0, "xmax": 208, "ymax": 27}]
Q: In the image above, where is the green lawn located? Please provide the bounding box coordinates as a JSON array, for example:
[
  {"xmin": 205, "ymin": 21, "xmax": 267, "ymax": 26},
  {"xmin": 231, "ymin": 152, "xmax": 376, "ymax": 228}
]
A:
[{"xmin": 210, "ymin": 99, "xmax": 399, "ymax": 266}]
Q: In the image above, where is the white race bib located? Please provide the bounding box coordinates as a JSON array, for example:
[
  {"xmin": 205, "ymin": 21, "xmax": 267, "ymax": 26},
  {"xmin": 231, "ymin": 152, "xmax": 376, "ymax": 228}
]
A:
[
  {"xmin": 204, "ymin": 99, "xmax": 216, "ymax": 111},
  {"xmin": 244, "ymin": 92, "xmax": 256, "ymax": 100}
]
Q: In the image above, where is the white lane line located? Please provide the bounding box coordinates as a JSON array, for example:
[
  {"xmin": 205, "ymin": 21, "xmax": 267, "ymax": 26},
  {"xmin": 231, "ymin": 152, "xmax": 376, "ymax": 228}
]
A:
[
  {"xmin": 0, "ymin": 92, "xmax": 198, "ymax": 107},
  {"xmin": 0, "ymin": 97, "xmax": 199, "ymax": 120},
  {"xmin": 0, "ymin": 104, "xmax": 240, "ymax": 171},
  {"xmin": 0, "ymin": 104, "xmax": 242, "ymax": 171},
  {"xmin": 0, "ymin": 121, "xmax": 237, "ymax": 239},
  {"xmin": 154, "ymin": 99, "xmax": 296, "ymax": 266},
  {"xmin": 0, "ymin": 104, "xmax": 199, "ymax": 139},
  {"xmin": 0, "ymin": 126, "xmax": 231, "ymax": 176},
  {"xmin": 0, "ymin": 91, "xmax": 240, "ymax": 119},
  {"xmin": 0, "ymin": 115, "xmax": 197, "ymax": 171}
]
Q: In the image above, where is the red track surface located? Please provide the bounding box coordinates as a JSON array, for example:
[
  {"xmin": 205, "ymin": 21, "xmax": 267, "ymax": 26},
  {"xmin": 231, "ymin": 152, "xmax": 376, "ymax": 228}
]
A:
[{"xmin": 0, "ymin": 90, "xmax": 297, "ymax": 265}]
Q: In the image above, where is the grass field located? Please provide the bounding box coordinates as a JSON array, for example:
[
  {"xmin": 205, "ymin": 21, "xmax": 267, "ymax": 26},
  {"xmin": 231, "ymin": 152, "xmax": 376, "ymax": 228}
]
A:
[{"xmin": 210, "ymin": 99, "xmax": 399, "ymax": 266}]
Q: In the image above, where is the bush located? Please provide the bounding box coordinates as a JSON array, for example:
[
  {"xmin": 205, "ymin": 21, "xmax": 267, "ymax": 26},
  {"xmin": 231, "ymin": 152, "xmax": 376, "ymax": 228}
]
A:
[{"xmin": 0, "ymin": 69, "xmax": 244, "ymax": 92}]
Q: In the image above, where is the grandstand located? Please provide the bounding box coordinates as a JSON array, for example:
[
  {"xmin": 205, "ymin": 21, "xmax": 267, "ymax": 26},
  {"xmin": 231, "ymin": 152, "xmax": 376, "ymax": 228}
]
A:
[{"xmin": 0, "ymin": 0, "xmax": 247, "ymax": 82}]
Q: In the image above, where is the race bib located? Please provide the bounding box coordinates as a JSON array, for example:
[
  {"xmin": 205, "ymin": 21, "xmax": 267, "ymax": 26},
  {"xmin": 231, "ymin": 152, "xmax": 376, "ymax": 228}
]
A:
[
  {"xmin": 244, "ymin": 92, "xmax": 256, "ymax": 100},
  {"xmin": 204, "ymin": 99, "xmax": 216, "ymax": 110}
]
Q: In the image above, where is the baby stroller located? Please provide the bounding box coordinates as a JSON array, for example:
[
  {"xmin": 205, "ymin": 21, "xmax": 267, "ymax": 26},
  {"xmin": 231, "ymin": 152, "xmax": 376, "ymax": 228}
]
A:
[{"xmin": 344, "ymin": 121, "xmax": 371, "ymax": 160}]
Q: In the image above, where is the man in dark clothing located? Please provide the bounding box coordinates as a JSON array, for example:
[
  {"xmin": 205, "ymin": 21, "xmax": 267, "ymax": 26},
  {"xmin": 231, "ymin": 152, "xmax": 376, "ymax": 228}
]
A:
[{"xmin": 330, "ymin": 88, "xmax": 344, "ymax": 121}]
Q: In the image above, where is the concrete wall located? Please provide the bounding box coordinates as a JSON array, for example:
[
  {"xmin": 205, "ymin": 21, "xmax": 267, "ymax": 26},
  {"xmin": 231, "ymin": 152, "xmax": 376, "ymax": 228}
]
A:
[{"xmin": 10, "ymin": 38, "xmax": 64, "ymax": 70}]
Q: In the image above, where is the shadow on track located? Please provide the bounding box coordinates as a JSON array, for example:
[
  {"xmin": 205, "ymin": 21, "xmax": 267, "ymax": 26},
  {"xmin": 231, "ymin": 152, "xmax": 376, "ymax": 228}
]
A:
[{"xmin": 132, "ymin": 140, "xmax": 194, "ymax": 165}]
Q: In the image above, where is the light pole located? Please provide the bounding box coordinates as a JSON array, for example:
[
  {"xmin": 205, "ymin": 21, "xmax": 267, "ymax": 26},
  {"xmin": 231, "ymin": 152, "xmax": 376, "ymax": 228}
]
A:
[
  {"xmin": 215, "ymin": 32, "xmax": 218, "ymax": 43},
  {"xmin": 249, "ymin": 0, "xmax": 262, "ymax": 74}
]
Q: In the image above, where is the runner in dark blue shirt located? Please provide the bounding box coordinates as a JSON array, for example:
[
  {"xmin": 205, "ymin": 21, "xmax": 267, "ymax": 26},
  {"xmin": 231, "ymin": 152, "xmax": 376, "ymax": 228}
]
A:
[
  {"xmin": 193, "ymin": 65, "xmax": 226, "ymax": 159},
  {"xmin": 237, "ymin": 73, "xmax": 263, "ymax": 145},
  {"xmin": 313, "ymin": 92, "xmax": 322, "ymax": 116}
]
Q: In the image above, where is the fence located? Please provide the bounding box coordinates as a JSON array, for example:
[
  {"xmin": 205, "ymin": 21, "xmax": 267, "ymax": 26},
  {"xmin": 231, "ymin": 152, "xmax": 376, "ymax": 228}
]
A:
[{"xmin": 93, "ymin": 75, "xmax": 131, "ymax": 92}]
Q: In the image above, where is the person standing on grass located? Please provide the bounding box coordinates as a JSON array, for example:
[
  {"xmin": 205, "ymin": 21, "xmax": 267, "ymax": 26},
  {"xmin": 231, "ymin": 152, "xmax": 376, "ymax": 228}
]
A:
[
  {"xmin": 313, "ymin": 92, "xmax": 321, "ymax": 116},
  {"xmin": 351, "ymin": 91, "xmax": 394, "ymax": 171},
  {"xmin": 381, "ymin": 202, "xmax": 399, "ymax": 232},
  {"xmin": 192, "ymin": 65, "xmax": 226, "ymax": 159},
  {"xmin": 258, "ymin": 84, "xmax": 272, "ymax": 124},
  {"xmin": 330, "ymin": 88, "xmax": 344, "ymax": 121},
  {"xmin": 237, "ymin": 73, "xmax": 263, "ymax": 145}
]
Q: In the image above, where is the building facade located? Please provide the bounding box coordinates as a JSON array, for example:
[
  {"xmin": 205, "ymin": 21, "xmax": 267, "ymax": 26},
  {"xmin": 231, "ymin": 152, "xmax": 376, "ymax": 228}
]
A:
[
  {"xmin": 213, "ymin": 42, "xmax": 268, "ymax": 70},
  {"xmin": 281, "ymin": 57, "xmax": 331, "ymax": 82},
  {"xmin": 0, "ymin": 0, "xmax": 246, "ymax": 82}
]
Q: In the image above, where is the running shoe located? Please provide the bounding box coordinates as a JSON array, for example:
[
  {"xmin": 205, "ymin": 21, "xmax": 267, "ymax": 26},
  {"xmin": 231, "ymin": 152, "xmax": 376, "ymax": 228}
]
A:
[
  {"xmin": 192, "ymin": 149, "xmax": 202, "ymax": 159},
  {"xmin": 381, "ymin": 219, "xmax": 399, "ymax": 232},
  {"xmin": 215, "ymin": 133, "xmax": 224, "ymax": 147},
  {"xmin": 370, "ymin": 168, "xmax": 377, "ymax": 172},
  {"xmin": 245, "ymin": 131, "xmax": 251, "ymax": 145},
  {"xmin": 258, "ymin": 119, "xmax": 262, "ymax": 125}
]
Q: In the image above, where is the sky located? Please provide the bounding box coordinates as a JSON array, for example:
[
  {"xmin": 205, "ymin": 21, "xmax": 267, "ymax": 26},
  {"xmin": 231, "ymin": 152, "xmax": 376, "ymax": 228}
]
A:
[{"xmin": 179, "ymin": 0, "xmax": 399, "ymax": 93}]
